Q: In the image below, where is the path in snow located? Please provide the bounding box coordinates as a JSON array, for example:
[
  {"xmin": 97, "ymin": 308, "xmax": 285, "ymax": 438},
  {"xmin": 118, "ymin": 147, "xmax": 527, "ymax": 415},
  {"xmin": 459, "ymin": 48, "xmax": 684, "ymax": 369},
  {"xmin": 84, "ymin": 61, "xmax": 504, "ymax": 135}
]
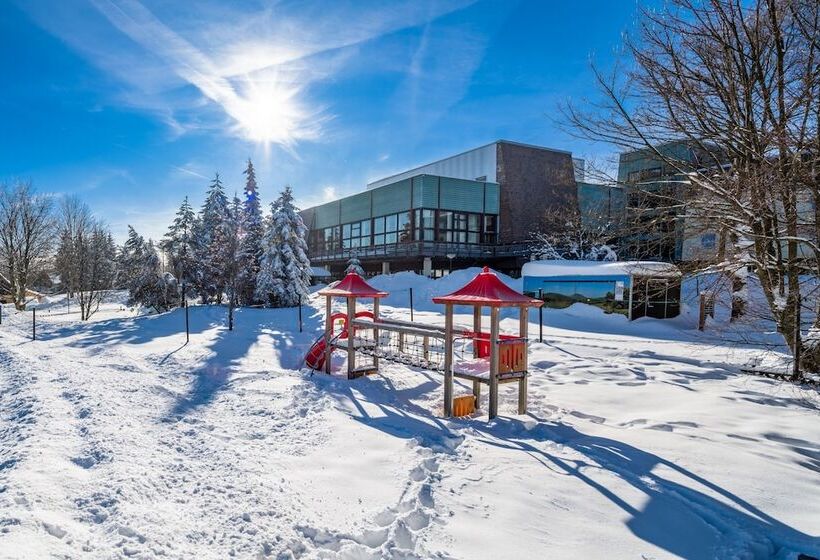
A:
[{"xmin": 0, "ymin": 296, "xmax": 818, "ymax": 559}]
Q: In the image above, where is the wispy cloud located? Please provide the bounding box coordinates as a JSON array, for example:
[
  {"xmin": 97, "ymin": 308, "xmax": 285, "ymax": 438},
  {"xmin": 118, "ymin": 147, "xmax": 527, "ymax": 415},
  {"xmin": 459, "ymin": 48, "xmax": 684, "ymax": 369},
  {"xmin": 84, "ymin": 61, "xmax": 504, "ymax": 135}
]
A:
[{"xmin": 18, "ymin": 0, "xmax": 475, "ymax": 150}]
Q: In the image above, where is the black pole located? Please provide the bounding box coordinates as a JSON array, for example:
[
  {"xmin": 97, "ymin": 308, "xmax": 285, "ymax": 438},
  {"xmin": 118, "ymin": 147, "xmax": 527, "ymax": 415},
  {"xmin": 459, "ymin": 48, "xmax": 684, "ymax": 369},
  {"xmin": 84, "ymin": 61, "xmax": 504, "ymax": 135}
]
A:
[
  {"xmin": 32, "ymin": 308, "xmax": 36, "ymax": 341},
  {"xmin": 409, "ymin": 288, "xmax": 414, "ymax": 322},
  {"xmin": 298, "ymin": 294, "xmax": 303, "ymax": 332},
  {"xmin": 538, "ymin": 288, "xmax": 543, "ymax": 343},
  {"xmin": 0, "ymin": 303, "xmax": 3, "ymax": 325},
  {"xmin": 183, "ymin": 284, "xmax": 189, "ymax": 344}
]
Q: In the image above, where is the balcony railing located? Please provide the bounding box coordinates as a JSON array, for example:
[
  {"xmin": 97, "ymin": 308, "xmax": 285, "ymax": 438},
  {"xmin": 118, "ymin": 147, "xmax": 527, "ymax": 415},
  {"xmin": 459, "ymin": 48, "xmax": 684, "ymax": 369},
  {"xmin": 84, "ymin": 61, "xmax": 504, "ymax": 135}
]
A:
[{"xmin": 308, "ymin": 241, "xmax": 531, "ymax": 262}]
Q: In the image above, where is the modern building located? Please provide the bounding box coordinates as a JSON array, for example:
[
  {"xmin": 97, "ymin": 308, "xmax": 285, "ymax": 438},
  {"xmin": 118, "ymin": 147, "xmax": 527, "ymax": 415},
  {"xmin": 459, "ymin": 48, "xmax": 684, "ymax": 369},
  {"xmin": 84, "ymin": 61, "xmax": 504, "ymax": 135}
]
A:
[
  {"xmin": 301, "ymin": 140, "xmax": 580, "ymax": 277},
  {"xmin": 617, "ymin": 140, "xmax": 731, "ymax": 263}
]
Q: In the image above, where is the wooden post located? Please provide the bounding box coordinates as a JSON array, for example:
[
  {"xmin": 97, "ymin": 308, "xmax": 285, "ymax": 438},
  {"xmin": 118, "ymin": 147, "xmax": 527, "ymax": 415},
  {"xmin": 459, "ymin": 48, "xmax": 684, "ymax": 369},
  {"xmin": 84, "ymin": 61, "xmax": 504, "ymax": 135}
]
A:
[
  {"xmin": 472, "ymin": 305, "xmax": 482, "ymax": 406},
  {"xmin": 347, "ymin": 296, "xmax": 356, "ymax": 378},
  {"xmin": 373, "ymin": 298, "xmax": 380, "ymax": 370},
  {"xmin": 324, "ymin": 295, "xmax": 332, "ymax": 374},
  {"xmin": 472, "ymin": 305, "xmax": 481, "ymax": 358},
  {"xmin": 489, "ymin": 306, "xmax": 500, "ymax": 420},
  {"xmin": 422, "ymin": 335, "xmax": 429, "ymax": 362},
  {"xmin": 518, "ymin": 305, "xmax": 528, "ymax": 415},
  {"xmin": 698, "ymin": 292, "xmax": 706, "ymax": 331},
  {"xmin": 443, "ymin": 303, "xmax": 454, "ymax": 417}
]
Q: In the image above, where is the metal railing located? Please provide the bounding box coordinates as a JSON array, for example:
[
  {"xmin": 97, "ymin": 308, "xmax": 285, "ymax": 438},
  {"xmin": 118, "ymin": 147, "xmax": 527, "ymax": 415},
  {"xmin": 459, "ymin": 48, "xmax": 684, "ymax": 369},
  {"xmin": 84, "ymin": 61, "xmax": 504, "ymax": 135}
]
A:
[{"xmin": 309, "ymin": 241, "xmax": 531, "ymax": 262}]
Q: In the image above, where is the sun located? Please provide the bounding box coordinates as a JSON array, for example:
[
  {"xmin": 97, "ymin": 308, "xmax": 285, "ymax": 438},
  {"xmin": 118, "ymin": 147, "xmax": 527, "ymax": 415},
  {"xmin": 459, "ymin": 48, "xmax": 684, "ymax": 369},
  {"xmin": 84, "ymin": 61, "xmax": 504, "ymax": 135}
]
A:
[{"xmin": 228, "ymin": 76, "xmax": 319, "ymax": 148}]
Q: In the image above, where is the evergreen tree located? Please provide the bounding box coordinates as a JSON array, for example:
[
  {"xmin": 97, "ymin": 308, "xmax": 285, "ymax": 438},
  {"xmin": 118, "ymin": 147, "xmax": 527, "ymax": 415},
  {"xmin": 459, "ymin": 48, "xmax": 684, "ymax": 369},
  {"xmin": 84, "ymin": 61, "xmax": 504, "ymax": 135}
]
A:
[
  {"xmin": 255, "ymin": 186, "xmax": 311, "ymax": 307},
  {"xmin": 238, "ymin": 159, "xmax": 264, "ymax": 304},
  {"xmin": 345, "ymin": 251, "xmax": 364, "ymax": 276},
  {"xmin": 161, "ymin": 196, "xmax": 198, "ymax": 297},
  {"xmin": 194, "ymin": 173, "xmax": 230, "ymax": 303},
  {"xmin": 121, "ymin": 230, "xmax": 177, "ymax": 313},
  {"xmin": 117, "ymin": 225, "xmax": 147, "ymax": 289}
]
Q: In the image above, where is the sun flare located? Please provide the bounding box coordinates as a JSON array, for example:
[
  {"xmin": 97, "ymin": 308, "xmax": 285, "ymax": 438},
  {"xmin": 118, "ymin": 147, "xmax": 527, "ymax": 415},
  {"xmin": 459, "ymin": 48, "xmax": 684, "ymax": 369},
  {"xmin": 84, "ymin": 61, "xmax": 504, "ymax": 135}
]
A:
[{"xmin": 228, "ymin": 77, "xmax": 319, "ymax": 148}]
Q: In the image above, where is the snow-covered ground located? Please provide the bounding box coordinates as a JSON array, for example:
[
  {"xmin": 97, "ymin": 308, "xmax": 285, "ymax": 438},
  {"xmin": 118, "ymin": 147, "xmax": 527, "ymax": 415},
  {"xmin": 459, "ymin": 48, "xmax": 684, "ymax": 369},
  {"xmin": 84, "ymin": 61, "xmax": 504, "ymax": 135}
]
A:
[{"xmin": 1, "ymin": 272, "xmax": 818, "ymax": 559}]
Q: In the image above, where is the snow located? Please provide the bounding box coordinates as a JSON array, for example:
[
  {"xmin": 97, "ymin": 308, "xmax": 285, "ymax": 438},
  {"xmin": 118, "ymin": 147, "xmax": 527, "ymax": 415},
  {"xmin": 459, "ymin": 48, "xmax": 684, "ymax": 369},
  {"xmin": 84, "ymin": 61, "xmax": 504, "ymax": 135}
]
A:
[
  {"xmin": 1, "ymin": 274, "xmax": 819, "ymax": 559},
  {"xmin": 522, "ymin": 259, "xmax": 681, "ymax": 278}
]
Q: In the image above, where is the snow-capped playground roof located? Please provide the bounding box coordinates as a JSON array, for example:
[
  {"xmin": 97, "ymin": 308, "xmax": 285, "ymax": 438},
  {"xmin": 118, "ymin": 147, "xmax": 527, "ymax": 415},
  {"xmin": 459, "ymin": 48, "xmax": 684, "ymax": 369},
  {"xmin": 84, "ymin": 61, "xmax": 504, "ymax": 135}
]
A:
[
  {"xmin": 318, "ymin": 272, "xmax": 388, "ymax": 298},
  {"xmin": 432, "ymin": 267, "xmax": 543, "ymax": 308},
  {"xmin": 522, "ymin": 260, "xmax": 681, "ymax": 278}
]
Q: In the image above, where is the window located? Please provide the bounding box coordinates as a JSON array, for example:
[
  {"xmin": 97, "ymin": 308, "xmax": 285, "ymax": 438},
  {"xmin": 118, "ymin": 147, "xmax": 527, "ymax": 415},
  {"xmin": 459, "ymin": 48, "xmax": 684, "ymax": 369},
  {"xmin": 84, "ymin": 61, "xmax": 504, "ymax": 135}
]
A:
[
  {"xmin": 372, "ymin": 212, "xmax": 413, "ymax": 245},
  {"xmin": 483, "ymin": 215, "xmax": 497, "ymax": 243},
  {"xmin": 701, "ymin": 232, "xmax": 716, "ymax": 249},
  {"xmin": 341, "ymin": 219, "xmax": 370, "ymax": 249},
  {"xmin": 627, "ymin": 166, "xmax": 663, "ymax": 184},
  {"xmin": 415, "ymin": 209, "xmax": 435, "ymax": 242}
]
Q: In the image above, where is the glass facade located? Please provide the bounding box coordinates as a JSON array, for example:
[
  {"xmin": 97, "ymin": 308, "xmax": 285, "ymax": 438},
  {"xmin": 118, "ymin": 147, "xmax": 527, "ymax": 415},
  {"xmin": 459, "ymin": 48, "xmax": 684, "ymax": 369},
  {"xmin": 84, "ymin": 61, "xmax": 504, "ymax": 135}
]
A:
[
  {"xmin": 309, "ymin": 208, "xmax": 496, "ymax": 253},
  {"xmin": 304, "ymin": 174, "xmax": 500, "ymax": 258}
]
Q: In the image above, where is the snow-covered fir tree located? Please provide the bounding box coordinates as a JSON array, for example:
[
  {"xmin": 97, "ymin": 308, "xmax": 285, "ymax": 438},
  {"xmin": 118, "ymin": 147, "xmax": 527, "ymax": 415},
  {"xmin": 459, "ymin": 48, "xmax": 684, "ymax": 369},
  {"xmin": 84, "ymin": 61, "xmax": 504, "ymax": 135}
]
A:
[
  {"xmin": 255, "ymin": 186, "xmax": 311, "ymax": 307},
  {"xmin": 117, "ymin": 226, "xmax": 147, "ymax": 288},
  {"xmin": 238, "ymin": 159, "xmax": 264, "ymax": 304},
  {"xmin": 345, "ymin": 251, "xmax": 364, "ymax": 276},
  {"xmin": 119, "ymin": 228, "xmax": 177, "ymax": 313},
  {"xmin": 194, "ymin": 174, "xmax": 231, "ymax": 303},
  {"xmin": 161, "ymin": 196, "xmax": 198, "ymax": 297}
]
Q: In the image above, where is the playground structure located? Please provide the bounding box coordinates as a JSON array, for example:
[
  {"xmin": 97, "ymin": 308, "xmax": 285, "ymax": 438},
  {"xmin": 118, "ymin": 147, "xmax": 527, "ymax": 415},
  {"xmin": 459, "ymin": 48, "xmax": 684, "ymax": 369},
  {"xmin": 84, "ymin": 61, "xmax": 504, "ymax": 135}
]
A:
[{"xmin": 305, "ymin": 267, "xmax": 543, "ymax": 419}]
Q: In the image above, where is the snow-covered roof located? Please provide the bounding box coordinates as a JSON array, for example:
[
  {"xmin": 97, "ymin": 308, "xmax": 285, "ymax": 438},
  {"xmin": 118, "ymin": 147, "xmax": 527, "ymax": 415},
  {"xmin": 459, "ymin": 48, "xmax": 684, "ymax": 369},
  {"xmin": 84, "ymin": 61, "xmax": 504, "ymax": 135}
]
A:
[
  {"xmin": 310, "ymin": 266, "xmax": 332, "ymax": 277},
  {"xmin": 522, "ymin": 260, "xmax": 681, "ymax": 278},
  {"xmin": 318, "ymin": 272, "xmax": 388, "ymax": 298}
]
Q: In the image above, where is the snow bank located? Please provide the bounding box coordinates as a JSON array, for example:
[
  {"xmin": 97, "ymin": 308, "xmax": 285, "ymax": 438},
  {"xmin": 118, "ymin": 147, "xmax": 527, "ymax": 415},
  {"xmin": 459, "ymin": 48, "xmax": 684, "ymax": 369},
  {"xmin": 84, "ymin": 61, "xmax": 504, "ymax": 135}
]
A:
[{"xmin": 367, "ymin": 267, "xmax": 522, "ymax": 313}]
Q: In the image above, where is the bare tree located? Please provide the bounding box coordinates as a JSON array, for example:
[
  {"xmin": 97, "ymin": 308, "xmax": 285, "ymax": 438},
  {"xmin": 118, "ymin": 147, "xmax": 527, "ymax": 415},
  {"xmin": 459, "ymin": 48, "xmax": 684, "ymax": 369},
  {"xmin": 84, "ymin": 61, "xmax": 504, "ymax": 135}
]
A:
[
  {"xmin": 563, "ymin": 0, "xmax": 820, "ymax": 379},
  {"xmin": 55, "ymin": 197, "xmax": 117, "ymax": 320},
  {"xmin": 531, "ymin": 203, "xmax": 619, "ymax": 261},
  {"xmin": 0, "ymin": 181, "xmax": 55, "ymax": 310}
]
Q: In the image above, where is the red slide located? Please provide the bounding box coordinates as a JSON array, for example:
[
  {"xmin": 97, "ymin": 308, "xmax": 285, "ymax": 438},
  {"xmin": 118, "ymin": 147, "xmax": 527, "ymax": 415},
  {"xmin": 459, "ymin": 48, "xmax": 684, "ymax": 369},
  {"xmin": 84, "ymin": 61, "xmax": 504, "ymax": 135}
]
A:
[{"xmin": 304, "ymin": 311, "xmax": 375, "ymax": 371}]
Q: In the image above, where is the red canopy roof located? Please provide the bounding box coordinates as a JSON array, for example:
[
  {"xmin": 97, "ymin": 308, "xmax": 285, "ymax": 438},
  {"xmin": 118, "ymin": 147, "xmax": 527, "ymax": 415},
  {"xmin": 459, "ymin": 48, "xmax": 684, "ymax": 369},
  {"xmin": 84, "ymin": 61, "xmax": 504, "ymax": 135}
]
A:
[
  {"xmin": 432, "ymin": 267, "xmax": 543, "ymax": 308},
  {"xmin": 318, "ymin": 272, "xmax": 388, "ymax": 298}
]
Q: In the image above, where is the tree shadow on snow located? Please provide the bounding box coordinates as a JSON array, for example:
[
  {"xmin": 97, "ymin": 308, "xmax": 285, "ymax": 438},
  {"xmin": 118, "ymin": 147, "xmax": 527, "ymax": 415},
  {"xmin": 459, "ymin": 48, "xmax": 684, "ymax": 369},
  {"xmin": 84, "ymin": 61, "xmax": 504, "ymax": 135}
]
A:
[
  {"xmin": 161, "ymin": 306, "xmax": 324, "ymax": 419},
  {"xmin": 308, "ymin": 368, "xmax": 465, "ymax": 454},
  {"xmin": 469, "ymin": 416, "xmax": 820, "ymax": 559}
]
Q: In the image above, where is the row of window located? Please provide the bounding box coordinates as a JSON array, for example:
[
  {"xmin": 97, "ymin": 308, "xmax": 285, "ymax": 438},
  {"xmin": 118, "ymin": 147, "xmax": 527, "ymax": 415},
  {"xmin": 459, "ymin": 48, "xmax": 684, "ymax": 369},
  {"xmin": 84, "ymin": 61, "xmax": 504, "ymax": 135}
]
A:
[{"xmin": 310, "ymin": 209, "xmax": 498, "ymax": 253}]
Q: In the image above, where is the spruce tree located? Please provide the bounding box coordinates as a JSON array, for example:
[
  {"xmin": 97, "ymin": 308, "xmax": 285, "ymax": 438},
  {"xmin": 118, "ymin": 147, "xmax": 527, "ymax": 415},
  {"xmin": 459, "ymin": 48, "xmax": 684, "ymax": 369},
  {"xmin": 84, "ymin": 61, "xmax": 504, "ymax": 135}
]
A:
[
  {"xmin": 239, "ymin": 159, "xmax": 264, "ymax": 304},
  {"xmin": 345, "ymin": 251, "xmax": 365, "ymax": 276},
  {"xmin": 255, "ymin": 186, "xmax": 311, "ymax": 307},
  {"xmin": 195, "ymin": 173, "xmax": 231, "ymax": 303},
  {"xmin": 117, "ymin": 225, "xmax": 146, "ymax": 289},
  {"xmin": 120, "ymin": 228, "xmax": 176, "ymax": 312},
  {"xmin": 161, "ymin": 196, "xmax": 198, "ymax": 297}
]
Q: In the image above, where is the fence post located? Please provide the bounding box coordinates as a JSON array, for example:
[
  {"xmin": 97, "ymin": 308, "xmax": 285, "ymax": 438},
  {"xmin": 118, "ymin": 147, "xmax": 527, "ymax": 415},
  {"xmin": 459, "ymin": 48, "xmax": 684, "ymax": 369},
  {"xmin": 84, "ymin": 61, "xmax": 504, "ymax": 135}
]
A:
[
  {"xmin": 32, "ymin": 308, "xmax": 36, "ymax": 341},
  {"xmin": 183, "ymin": 284, "xmax": 190, "ymax": 344},
  {"xmin": 298, "ymin": 294, "xmax": 303, "ymax": 332},
  {"xmin": 698, "ymin": 292, "xmax": 706, "ymax": 331},
  {"xmin": 538, "ymin": 289, "xmax": 543, "ymax": 343},
  {"xmin": 409, "ymin": 288, "xmax": 414, "ymax": 322}
]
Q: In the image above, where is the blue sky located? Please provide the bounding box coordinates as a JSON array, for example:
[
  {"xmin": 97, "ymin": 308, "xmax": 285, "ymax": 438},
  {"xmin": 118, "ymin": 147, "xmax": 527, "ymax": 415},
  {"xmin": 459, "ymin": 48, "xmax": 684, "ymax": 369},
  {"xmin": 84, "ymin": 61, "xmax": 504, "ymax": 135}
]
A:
[{"xmin": 1, "ymin": 0, "xmax": 643, "ymax": 241}]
